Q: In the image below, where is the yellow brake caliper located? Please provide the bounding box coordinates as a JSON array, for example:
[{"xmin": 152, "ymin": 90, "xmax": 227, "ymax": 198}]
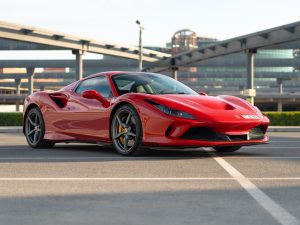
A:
[{"xmin": 118, "ymin": 116, "xmax": 126, "ymax": 145}]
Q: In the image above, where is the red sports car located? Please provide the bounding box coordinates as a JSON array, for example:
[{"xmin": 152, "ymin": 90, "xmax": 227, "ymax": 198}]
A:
[{"xmin": 23, "ymin": 71, "xmax": 269, "ymax": 156}]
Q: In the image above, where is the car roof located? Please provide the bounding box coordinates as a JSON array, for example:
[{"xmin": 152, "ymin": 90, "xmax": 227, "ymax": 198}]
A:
[{"xmin": 85, "ymin": 71, "xmax": 150, "ymax": 79}]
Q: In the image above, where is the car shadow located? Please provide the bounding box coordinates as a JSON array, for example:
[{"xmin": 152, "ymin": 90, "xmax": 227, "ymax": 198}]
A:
[
  {"xmin": 0, "ymin": 143, "xmax": 268, "ymax": 164},
  {"xmin": 0, "ymin": 133, "xmax": 299, "ymax": 163}
]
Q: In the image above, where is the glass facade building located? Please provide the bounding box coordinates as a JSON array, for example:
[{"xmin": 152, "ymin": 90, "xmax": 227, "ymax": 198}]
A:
[{"xmin": 161, "ymin": 30, "xmax": 300, "ymax": 110}]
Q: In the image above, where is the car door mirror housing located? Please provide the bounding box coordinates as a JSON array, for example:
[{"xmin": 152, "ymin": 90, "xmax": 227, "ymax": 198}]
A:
[{"xmin": 82, "ymin": 90, "xmax": 110, "ymax": 108}]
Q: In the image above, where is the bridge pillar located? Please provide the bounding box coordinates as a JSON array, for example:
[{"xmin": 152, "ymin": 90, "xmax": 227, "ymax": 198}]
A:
[
  {"xmin": 15, "ymin": 78, "xmax": 21, "ymax": 112},
  {"xmin": 172, "ymin": 67, "xmax": 178, "ymax": 80},
  {"xmin": 278, "ymin": 81, "xmax": 283, "ymax": 95},
  {"xmin": 246, "ymin": 49, "xmax": 257, "ymax": 105},
  {"xmin": 277, "ymin": 78, "xmax": 283, "ymax": 112},
  {"xmin": 26, "ymin": 68, "xmax": 35, "ymax": 95},
  {"xmin": 73, "ymin": 50, "xmax": 85, "ymax": 80}
]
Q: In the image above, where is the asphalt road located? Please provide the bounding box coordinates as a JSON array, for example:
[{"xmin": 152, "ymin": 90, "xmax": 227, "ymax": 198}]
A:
[{"xmin": 0, "ymin": 132, "xmax": 299, "ymax": 225}]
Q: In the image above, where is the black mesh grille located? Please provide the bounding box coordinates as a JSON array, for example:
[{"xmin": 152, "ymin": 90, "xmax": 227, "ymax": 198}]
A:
[
  {"xmin": 228, "ymin": 135, "xmax": 248, "ymax": 141},
  {"xmin": 179, "ymin": 126, "xmax": 265, "ymax": 142},
  {"xmin": 179, "ymin": 127, "xmax": 224, "ymax": 141}
]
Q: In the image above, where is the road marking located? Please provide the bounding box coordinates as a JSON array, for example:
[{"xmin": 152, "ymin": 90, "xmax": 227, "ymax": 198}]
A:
[
  {"xmin": 0, "ymin": 177, "xmax": 234, "ymax": 181},
  {"xmin": 250, "ymin": 178, "xmax": 300, "ymax": 180},
  {"xmin": 0, "ymin": 177, "xmax": 299, "ymax": 181},
  {"xmin": 0, "ymin": 156, "xmax": 300, "ymax": 161},
  {"xmin": 205, "ymin": 149, "xmax": 300, "ymax": 225}
]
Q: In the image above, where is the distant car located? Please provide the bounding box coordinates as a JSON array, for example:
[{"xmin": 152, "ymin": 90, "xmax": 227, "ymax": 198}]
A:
[{"xmin": 23, "ymin": 71, "xmax": 269, "ymax": 156}]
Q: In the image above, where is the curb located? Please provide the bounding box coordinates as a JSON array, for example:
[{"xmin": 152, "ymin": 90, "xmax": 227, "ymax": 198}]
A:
[
  {"xmin": 0, "ymin": 126, "xmax": 23, "ymax": 133},
  {"xmin": 0, "ymin": 126, "xmax": 300, "ymax": 133}
]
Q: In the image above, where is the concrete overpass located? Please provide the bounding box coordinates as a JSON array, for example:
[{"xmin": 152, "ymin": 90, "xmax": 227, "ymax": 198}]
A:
[
  {"xmin": 147, "ymin": 21, "xmax": 300, "ymax": 70},
  {"xmin": 146, "ymin": 21, "xmax": 300, "ymax": 104},
  {"xmin": 0, "ymin": 20, "xmax": 170, "ymax": 81}
]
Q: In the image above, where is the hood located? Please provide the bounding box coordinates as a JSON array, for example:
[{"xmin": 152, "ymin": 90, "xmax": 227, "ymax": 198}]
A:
[
  {"xmin": 144, "ymin": 94, "xmax": 259, "ymax": 122},
  {"xmin": 148, "ymin": 94, "xmax": 255, "ymax": 111}
]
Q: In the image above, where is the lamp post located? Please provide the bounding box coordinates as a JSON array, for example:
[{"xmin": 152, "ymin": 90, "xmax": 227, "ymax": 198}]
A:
[{"xmin": 136, "ymin": 20, "xmax": 144, "ymax": 71}]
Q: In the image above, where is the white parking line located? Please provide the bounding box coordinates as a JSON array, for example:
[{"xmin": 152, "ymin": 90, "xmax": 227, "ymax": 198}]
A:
[
  {"xmin": 0, "ymin": 156, "xmax": 300, "ymax": 161},
  {"xmin": 0, "ymin": 177, "xmax": 299, "ymax": 181},
  {"xmin": 250, "ymin": 178, "xmax": 300, "ymax": 180},
  {"xmin": 0, "ymin": 177, "xmax": 234, "ymax": 181},
  {"xmin": 205, "ymin": 150, "xmax": 300, "ymax": 225}
]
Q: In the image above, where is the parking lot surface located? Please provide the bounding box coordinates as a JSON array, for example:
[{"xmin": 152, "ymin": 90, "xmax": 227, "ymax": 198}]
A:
[{"xmin": 0, "ymin": 132, "xmax": 299, "ymax": 225}]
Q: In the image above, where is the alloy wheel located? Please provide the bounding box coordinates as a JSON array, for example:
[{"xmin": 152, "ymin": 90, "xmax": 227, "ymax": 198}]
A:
[
  {"xmin": 112, "ymin": 109, "xmax": 137, "ymax": 153},
  {"xmin": 25, "ymin": 111, "xmax": 42, "ymax": 145}
]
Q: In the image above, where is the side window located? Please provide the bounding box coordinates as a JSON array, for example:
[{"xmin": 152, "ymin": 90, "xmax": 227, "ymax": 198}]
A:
[{"xmin": 75, "ymin": 76, "xmax": 113, "ymax": 98}]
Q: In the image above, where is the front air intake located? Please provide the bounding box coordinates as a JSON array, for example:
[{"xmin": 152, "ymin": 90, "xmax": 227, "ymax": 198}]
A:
[
  {"xmin": 249, "ymin": 126, "xmax": 265, "ymax": 140},
  {"xmin": 179, "ymin": 127, "xmax": 221, "ymax": 141},
  {"xmin": 179, "ymin": 126, "xmax": 265, "ymax": 141}
]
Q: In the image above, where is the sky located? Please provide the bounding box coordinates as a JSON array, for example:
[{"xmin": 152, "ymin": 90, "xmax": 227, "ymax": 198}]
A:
[{"xmin": 1, "ymin": 0, "xmax": 300, "ymax": 59}]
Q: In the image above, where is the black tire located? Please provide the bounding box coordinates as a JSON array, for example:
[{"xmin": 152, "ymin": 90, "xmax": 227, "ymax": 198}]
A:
[
  {"xmin": 213, "ymin": 146, "xmax": 241, "ymax": 152},
  {"xmin": 111, "ymin": 105, "xmax": 146, "ymax": 156},
  {"xmin": 24, "ymin": 107, "xmax": 55, "ymax": 149}
]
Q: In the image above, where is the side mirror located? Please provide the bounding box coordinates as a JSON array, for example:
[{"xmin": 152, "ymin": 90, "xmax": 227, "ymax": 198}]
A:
[
  {"xmin": 82, "ymin": 90, "xmax": 110, "ymax": 108},
  {"xmin": 198, "ymin": 92, "xmax": 208, "ymax": 96}
]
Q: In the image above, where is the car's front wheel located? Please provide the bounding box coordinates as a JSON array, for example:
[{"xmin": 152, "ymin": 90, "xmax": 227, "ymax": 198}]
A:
[
  {"xmin": 111, "ymin": 105, "xmax": 145, "ymax": 156},
  {"xmin": 24, "ymin": 107, "xmax": 55, "ymax": 148},
  {"xmin": 213, "ymin": 146, "xmax": 241, "ymax": 152}
]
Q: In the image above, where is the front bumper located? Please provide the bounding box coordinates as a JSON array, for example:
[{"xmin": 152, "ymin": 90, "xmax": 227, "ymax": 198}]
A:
[{"xmin": 141, "ymin": 113, "xmax": 269, "ymax": 148}]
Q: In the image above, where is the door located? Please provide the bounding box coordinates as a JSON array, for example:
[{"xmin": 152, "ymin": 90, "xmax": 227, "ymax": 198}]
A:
[{"xmin": 61, "ymin": 76, "xmax": 113, "ymax": 141}]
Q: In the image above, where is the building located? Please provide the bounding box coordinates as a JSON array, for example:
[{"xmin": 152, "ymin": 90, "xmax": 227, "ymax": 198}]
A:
[{"xmin": 164, "ymin": 29, "xmax": 300, "ymax": 111}]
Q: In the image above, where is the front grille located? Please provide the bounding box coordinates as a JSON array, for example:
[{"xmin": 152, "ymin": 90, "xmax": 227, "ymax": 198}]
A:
[
  {"xmin": 179, "ymin": 127, "xmax": 225, "ymax": 141},
  {"xmin": 179, "ymin": 126, "xmax": 265, "ymax": 142},
  {"xmin": 228, "ymin": 134, "xmax": 247, "ymax": 141}
]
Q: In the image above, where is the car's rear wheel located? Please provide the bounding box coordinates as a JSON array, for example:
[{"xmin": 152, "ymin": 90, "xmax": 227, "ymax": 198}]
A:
[
  {"xmin": 111, "ymin": 105, "xmax": 145, "ymax": 156},
  {"xmin": 213, "ymin": 146, "xmax": 241, "ymax": 152},
  {"xmin": 25, "ymin": 107, "xmax": 55, "ymax": 148}
]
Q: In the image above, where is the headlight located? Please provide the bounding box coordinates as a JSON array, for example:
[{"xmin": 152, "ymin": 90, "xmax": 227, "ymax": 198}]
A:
[{"xmin": 154, "ymin": 104, "xmax": 195, "ymax": 119}]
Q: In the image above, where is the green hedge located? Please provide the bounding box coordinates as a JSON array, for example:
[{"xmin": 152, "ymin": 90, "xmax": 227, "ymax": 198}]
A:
[
  {"xmin": 0, "ymin": 112, "xmax": 300, "ymax": 126},
  {"xmin": 0, "ymin": 112, "xmax": 23, "ymax": 126},
  {"xmin": 264, "ymin": 112, "xmax": 300, "ymax": 126}
]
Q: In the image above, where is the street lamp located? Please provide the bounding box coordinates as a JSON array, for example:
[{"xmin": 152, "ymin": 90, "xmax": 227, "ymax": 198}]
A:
[{"xmin": 136, "ymin": 20, "xmax": 144, "ymax": 71}]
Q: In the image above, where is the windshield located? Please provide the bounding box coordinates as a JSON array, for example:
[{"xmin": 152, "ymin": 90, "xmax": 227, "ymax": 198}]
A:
[{"xmin": 112, "ymin": 73, "xmax": 197, "ymax": 95}]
